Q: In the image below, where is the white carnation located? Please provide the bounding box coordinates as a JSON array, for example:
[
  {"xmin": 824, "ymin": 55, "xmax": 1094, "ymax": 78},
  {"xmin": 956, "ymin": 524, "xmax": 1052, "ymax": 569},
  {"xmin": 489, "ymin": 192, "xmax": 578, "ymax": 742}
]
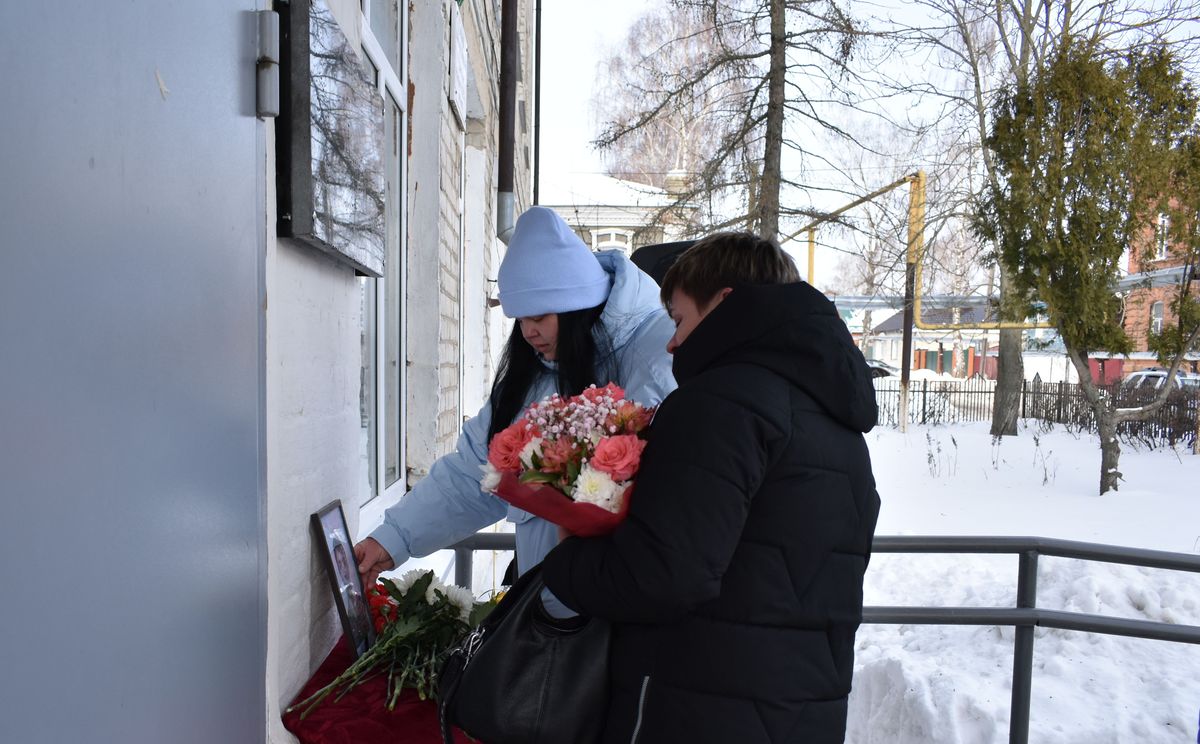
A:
[
  {"xmin": 573, "ymin": 464, "xmax": 621, "ymax": 513},
  {"xmin": 518, "ymin": 436, "xmax": 544, "ymax": 469},
  {"xmin": 480, "ymin": 461, "xmax": 502, "ymax": 492}
]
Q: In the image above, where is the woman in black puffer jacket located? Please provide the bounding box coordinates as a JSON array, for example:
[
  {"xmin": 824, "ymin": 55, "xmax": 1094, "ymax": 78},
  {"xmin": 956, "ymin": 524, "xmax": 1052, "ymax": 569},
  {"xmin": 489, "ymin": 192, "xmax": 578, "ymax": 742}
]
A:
[{"xmin": 543, "ymin": 232, "xmax": 880, "ymax": 744}]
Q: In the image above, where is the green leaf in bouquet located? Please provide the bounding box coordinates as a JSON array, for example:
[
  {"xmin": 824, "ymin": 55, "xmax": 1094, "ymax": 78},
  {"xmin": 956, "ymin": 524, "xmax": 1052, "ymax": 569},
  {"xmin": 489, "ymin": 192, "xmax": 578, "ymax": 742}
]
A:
[
  {"xmin": 519, "ymin": 470, "xmax": 558, "ymax": 485},
  {"xmin": 565, "ymin": 458, "xmax": 581, "ymax": 484},
  {"xmin": 468, "ymin": 599, "xmax": 499, "ymax": 628}
]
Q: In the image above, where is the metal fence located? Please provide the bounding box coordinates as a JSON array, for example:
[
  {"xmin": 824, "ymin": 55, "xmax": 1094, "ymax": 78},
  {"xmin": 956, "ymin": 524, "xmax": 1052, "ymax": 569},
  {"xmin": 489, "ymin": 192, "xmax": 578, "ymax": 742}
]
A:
[
  {"xmin": 451, "ymin": 532, "xmax": 1200, "ymax": 744},
  {"xmin": 874, "ymin": 377, "xmax": 1199, "ymax": 449}
]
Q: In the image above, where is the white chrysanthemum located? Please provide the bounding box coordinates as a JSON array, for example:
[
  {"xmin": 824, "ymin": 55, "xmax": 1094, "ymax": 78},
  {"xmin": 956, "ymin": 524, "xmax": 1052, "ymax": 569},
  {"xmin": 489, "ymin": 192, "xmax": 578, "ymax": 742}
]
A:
[
  {"xmin": 519, "ymin": 437, "xmax": 544, "ymax": 469},
  {"xmin": 572, "ymin": 464, "xmax": 621, "ymax": 513},
  {"xmin": 424, "ymin": 574, "xmax": 452, "ymax": 606},
  {"xmin": 392, "ymin": 569, "xmax": 432, "ymax": 595},
  {"xmin": 480, "ymin": 461, "xmax": 502, "ymax": 492},
  {"xmin": 445, "ymin": 584, "xmax": 475, "ymax": 623}
]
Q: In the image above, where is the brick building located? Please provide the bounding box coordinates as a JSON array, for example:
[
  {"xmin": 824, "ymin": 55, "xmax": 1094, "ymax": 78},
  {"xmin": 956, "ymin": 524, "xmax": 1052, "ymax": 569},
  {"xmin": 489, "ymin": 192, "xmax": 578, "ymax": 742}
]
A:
[{"xmin": 1121, "ymin": 210, "xmax": 1200, "ymax": 374}]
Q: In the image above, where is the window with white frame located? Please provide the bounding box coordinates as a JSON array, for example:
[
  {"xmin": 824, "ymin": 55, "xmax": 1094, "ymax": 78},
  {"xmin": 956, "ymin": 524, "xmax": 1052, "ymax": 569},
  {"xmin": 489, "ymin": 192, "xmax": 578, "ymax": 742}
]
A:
[
  {"xmin": 594, "ymin": 229, "xmax": 633, "ymax": 250},
  {"xmin": 356, "ymin": 0, "xmax": 408, "ymax": 507},
  {"xmin": 1155, "ymin": 213, "xmax": 1170, "ymax": 260},
  {"xmin": 1150, "ymin": 301, "xmax": 1164, "ymax": 335}
]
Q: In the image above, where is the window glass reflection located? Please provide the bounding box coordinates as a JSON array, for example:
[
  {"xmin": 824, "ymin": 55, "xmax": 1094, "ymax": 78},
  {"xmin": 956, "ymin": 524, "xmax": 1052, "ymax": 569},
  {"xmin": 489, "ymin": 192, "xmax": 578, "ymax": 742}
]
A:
[{"xmin": 310, "ymin": 0, "xmax": 386, "ymax": 273}]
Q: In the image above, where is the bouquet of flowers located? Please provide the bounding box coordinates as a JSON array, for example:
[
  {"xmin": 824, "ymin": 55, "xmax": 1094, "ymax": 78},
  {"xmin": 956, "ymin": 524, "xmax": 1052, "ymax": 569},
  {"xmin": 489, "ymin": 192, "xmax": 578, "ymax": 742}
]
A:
[
  {"xmin": 481, "ymin": 383, "xmax": 654, "ymax": 536},
  {"xmin": 288, "ymin": 570, "xmax": 496, "ymax": 719}
]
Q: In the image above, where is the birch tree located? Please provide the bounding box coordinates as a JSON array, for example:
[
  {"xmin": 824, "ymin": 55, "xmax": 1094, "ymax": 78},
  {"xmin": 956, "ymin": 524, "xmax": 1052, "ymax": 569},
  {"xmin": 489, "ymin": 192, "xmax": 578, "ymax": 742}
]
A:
[{"xmin": 593, "ymin": 0, "xmax": 862, "ymax": 238}]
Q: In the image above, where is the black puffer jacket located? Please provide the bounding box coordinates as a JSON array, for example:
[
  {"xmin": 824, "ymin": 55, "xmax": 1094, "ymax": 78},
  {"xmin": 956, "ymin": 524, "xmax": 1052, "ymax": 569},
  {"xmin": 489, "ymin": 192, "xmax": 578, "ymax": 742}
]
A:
[{"xmin": 543, "ymin": 281, "xmax": 880, "ymax": 744}]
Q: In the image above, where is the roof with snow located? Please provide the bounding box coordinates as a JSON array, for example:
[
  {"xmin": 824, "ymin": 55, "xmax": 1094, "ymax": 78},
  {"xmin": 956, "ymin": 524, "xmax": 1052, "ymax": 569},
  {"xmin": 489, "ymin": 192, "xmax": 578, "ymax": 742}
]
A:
[{"xmin": 539, "ymin": 172, "xmax": 675, "ymax": 209}]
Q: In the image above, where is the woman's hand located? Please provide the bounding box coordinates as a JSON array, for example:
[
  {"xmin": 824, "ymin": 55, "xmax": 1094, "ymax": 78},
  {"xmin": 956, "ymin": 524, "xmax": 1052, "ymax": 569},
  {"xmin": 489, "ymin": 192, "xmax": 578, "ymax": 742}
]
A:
[{"xmin": 354, "ymin": 537, "xmax": 395, "ymax": 586}]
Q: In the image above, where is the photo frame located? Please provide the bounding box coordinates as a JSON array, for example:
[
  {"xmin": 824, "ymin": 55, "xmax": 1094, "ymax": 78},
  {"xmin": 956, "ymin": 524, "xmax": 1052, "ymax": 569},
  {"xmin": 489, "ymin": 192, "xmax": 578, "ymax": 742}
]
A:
[{"xmin": 311, "ymin": 500, "xmax": 376, "ymax": 658}]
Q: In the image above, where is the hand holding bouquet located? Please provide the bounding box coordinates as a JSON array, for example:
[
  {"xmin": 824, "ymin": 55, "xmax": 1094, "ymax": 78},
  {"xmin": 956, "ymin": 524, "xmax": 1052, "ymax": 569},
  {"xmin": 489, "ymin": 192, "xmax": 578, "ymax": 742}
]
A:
[{"xmin": 481, "ymin": 383, "xmax": 653, "ymax": 536}]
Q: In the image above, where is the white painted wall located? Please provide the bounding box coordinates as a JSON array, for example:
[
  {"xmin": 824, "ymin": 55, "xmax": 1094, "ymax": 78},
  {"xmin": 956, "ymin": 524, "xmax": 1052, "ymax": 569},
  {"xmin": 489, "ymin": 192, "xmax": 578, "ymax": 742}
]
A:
[
  {"xmin": 265, "ymin": 240, "xmax": 365, "ymax": 743},
  {"xmin": 261, "ymin": 6, "xmax": 375, "ymax": 739},
  {"xmin": 405, "ymin": 0, "xmax": 453, "ymax": 483},
  {"xmin": 1023, "ymin": 353, "xmax": 1081, "ymax": 383}
]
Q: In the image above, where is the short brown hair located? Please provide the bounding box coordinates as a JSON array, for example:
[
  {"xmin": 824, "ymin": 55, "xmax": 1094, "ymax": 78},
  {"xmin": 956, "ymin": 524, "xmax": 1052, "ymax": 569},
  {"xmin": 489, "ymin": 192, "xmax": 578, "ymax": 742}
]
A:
[{"xmin": 660, "ymin": 231, "xmax": 801, "ymax": 307}]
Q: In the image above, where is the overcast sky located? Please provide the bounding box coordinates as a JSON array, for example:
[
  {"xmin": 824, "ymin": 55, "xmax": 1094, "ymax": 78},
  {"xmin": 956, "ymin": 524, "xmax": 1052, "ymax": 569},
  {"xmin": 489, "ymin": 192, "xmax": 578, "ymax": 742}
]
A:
[{"xmin": 536, "ymin": 0, "xmax": 646, "ymax": 189}]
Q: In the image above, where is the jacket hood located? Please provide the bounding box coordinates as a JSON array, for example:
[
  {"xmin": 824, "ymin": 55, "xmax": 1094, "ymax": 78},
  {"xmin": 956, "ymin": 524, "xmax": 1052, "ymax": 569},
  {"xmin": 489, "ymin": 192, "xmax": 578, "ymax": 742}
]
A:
[
  {"xmin": 671, "ymin": 282, "xmax": 878, "ymax": 433},
  {"xmin": 595, "ymin": 250, "xmax": 666, "ymax": 351}
]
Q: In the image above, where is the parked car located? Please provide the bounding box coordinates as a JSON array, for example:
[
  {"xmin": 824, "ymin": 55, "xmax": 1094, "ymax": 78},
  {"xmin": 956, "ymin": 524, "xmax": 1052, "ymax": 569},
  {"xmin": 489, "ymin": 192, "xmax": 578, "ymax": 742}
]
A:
[
  {"xmin": 865, "ymin": 358, "xmax": 900, "ymax": 378},
  {"xmin": 1121, "ymin": 368, "xmax": 1200, "ymax": 392}
]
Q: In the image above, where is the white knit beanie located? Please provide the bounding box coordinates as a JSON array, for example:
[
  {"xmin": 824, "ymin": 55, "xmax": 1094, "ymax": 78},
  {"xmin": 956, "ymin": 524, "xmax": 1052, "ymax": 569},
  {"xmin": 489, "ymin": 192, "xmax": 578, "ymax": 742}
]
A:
[{"xmin": 497, "ymin": 206, "xmax": 612, "ymax": 318}]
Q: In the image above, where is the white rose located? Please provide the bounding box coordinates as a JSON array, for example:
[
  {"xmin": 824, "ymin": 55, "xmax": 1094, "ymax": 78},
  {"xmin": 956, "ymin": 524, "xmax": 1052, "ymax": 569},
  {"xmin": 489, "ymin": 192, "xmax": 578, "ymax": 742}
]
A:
[
  {"xmin": 480, "ymin": 461, "xmax": 502, "ymax": 492},
  {"xmin": 573, "ymin": 464, "xmax": 621, "ymax": 513}
]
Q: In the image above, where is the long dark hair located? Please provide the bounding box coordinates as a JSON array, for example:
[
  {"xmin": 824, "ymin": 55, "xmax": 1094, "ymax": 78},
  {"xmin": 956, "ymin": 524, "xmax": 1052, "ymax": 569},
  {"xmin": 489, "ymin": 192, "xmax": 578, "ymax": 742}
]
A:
[{"xmin": 487, "ymin": 303, "xmax": 612, "ymax": 441}]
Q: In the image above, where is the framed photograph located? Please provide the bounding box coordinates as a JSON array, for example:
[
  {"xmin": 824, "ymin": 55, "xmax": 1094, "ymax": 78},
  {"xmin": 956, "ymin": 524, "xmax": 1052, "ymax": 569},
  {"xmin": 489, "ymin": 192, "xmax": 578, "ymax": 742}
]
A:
[{"xmin": 311, "ymin": 500, "xmax": 375, "ymax": 658}]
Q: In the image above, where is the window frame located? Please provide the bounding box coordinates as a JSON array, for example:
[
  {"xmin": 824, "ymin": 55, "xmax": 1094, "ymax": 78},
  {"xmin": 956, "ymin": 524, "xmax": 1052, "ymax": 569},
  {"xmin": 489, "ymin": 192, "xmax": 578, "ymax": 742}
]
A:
[
  {"xmin": 1150, "ymin": 300, "xmax": 1165, "ymax": 336},
  {"xmin": 358, "ymin": 0, "xmax": 409, "ymax": 507},
  {"xmin": 1154, "ymin": 213, "xmax": 1170, "ymax": 261}
]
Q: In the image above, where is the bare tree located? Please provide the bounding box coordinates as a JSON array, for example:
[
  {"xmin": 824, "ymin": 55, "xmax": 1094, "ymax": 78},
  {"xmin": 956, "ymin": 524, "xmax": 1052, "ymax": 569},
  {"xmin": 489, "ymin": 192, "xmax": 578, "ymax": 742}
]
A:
[
  {"xmin": 859, "ymin": 0, "xmax": 1200, "ymax": 436},
  {"xmin": 593, "ymin": 0, "xmax": 864, "ymax": 238}
]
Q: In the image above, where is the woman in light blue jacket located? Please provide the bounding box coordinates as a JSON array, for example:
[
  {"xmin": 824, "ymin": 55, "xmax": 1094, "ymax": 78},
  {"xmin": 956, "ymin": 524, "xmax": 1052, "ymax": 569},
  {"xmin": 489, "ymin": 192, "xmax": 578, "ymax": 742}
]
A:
[{"xmin": 354, "ymin": 206, "xmax": 676, "ymax": 596}]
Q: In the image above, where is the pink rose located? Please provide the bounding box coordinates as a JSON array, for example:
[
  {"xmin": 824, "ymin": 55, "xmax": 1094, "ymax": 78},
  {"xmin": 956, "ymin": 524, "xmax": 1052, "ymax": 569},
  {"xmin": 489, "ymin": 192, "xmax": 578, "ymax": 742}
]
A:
[
  {"xmin": 589, "ymin": 434, "xmax": 646, "ymax": 482},
  {"xmin": 488, "ymin": 419, "xmax": 537, "ymax": 471}
]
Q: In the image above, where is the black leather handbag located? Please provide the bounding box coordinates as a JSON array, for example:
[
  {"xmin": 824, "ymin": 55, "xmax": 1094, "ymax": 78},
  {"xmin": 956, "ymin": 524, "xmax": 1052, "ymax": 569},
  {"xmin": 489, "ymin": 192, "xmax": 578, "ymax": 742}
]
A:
[{"xmin": 437, "ymin": 563, "xmax": 610, "ymax": 744}]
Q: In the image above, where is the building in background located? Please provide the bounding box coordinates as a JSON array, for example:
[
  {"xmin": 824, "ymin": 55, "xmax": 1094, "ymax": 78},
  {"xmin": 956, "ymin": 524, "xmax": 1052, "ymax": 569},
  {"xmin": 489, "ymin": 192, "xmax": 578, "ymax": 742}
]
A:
[
  {"xmin": 1120, "ymin": 209, "xmax": 1200, "ymax": 375},
  {"xmin": 540, "ymin": 171, "xmax": 695, "ymax": 254}
]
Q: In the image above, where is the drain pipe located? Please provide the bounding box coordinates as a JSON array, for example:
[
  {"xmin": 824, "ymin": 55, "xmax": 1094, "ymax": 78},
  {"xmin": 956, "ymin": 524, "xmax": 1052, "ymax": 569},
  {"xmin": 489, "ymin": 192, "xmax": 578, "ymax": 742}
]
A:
[
  {"xmin": 533, "ymin": 0, "xmax": 542, "ymax": 205},
  {"xmin": 497, "ymin": 0, "xmax": 518, "ymax": 243}
]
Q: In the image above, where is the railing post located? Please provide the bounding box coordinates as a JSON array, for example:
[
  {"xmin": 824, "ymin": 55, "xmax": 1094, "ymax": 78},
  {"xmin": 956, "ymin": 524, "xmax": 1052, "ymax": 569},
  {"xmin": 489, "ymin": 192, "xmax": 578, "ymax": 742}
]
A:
[
  {"xmin": 922, "ymin": 379, "xmax": 928, "ymax": 425},
  {"xmin": 1010, "ymin": 549, "xmax": 1038, "ymax": 744},
  {"xmin": 454, "ymin": 546, "xmax": 473, "ymax": 591}
]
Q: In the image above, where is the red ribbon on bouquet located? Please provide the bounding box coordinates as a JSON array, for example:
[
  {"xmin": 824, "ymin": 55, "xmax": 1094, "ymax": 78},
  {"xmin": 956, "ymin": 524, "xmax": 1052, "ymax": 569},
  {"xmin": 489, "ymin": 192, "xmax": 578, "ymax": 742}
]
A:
[{"xmin": 493, "ymin": 470, "xmax": 632, "ymax": 537}]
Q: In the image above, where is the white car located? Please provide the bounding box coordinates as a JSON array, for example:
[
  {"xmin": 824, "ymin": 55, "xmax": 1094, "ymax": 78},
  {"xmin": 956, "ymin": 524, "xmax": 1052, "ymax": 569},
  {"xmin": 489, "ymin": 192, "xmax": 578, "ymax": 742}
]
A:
[{"xmin": 1122, "ymin": 368, "xmax": 1200, "ymax": 391}]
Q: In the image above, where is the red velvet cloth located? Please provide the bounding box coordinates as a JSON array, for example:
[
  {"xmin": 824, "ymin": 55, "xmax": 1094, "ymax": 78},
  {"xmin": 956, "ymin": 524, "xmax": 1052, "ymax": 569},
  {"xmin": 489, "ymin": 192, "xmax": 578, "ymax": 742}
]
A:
[
  {"xmin": 282, "ymin": 636, "xmax": 469, "ymax": 744},
  {"xmin": 494, "ymin": 471, "xmax": 631, "ymax": 536}
]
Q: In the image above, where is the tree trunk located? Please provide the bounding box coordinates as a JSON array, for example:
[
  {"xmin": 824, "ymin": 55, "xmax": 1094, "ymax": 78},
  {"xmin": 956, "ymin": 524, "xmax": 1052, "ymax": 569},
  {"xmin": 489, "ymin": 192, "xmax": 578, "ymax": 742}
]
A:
[
  {"xmin": 990, "ymin": 263, "xmax": 1024, "ymax": 436},
  {"xmin": 1096, "ymin": 408, "xmax": 1123, "ymax": 494},
  {"xmin": 757, "ymin": 0, "xmax": 786, "ymax": 239},
  {"xmin": 990, "ymin": 326, "xmax": 1024, "ymax": 436},
  {"xmin": 1064, "ymin": 345, "xmax": 1125, "ymax": 495}
]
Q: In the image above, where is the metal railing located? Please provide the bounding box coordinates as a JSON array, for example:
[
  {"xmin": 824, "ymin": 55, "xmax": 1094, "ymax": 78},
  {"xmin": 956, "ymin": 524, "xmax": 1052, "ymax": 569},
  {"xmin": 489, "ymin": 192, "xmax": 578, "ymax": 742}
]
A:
[{"xmin": 451, "ymin": 533, "xmax": 1200, "ymax": 744}]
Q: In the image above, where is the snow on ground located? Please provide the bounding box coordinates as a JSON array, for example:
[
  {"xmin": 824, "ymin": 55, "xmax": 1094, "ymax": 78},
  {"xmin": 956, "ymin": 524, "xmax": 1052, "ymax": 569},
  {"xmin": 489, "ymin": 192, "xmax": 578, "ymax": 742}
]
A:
[{"xmin": 849, "ymin": 421, "xmax": 1200, "ymax": 743}]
